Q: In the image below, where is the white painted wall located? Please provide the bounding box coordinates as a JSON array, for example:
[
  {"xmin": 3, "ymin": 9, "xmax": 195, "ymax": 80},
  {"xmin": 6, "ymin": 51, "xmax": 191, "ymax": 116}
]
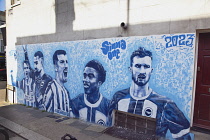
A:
[{"xmin": 5, "ymin": 0, "xmax": 210, "ymax": 45}]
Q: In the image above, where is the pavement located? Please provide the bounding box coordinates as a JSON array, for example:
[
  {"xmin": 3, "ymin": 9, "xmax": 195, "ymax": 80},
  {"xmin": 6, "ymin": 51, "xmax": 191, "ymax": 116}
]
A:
[
  {"xmin": 0, "ymin": 81, "xmax": 121, "ymax": 140},
  {"xmin": 0, "ymin": 104, "xmax": 122, "ymax": 140},
  {"xmin": 0, "ymin": 81, "xmax": 210, "ymax": 140}
]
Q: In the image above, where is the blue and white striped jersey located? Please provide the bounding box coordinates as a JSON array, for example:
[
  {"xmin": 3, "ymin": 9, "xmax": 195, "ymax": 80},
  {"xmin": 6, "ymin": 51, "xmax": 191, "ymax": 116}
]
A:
[
  {"xmin": 43, "ymin": 79, "xmax": 71, "ymax": 117},
  {"xmin": 110, "ymin": 88, "xmax": 191, "ymax": 139},
  {"xmin": 72, "ymin": 93, "xmax": 110, "ymax": 126},
  {"xmin": 17, "ymin": 78, "xmax": 35, "ymax": 107}
]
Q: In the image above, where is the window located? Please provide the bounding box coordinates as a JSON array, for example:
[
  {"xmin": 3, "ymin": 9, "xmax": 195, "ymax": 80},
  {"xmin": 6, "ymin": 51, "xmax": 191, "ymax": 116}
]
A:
[{"xmin": 11, "ymin": 0, "xmax": 21, "ymax": 7}]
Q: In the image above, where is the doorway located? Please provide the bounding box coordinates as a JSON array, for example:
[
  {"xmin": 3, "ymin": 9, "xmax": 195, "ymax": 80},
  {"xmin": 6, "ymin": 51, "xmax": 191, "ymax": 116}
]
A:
[{"xmin": 193, "ymin": 32, "xmax": 210, "ymax": 129}]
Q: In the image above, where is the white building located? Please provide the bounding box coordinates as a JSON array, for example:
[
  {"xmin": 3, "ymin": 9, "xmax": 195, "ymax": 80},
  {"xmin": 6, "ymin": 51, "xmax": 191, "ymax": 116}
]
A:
[{"xmin": 5, "ymin": 0, "xmax": 210, "ymax": 138}]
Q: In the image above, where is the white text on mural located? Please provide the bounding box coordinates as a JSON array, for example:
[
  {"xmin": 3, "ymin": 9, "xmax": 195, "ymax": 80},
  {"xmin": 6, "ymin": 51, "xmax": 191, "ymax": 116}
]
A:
[{"xmin": 101, "ymin": 40, "xmax": 126, "ymax": 60}]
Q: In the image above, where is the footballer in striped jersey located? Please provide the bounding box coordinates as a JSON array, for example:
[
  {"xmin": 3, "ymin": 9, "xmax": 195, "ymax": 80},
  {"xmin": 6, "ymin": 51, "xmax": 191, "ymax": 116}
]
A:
[
  {"xmin": 33, "ymin": 51, "xmax": 53, "ymax": 109},
  {"xmin": 109, "ymin": 47, "xmax": 191, "ymax": 139},
  {"xmin": 43, "ymin": 50, "xmax": 72, "ymax": 117},
  {"xmin": 16, "ymin": 60, "xmax": 35, "ymax": 107},
  {"xmin": 72, "ymin": 60, "xmax": 110, "ymax": 126}
]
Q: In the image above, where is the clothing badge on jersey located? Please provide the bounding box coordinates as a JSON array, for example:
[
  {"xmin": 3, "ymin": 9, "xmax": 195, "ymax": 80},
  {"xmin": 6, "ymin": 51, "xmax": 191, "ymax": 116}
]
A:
[
  {"xmin": 97, "ymin": 119, "xmax": 106, "ymax": 126},
  {"xmin": 144, "ymin": 107, "xmax": 153, "ymax": 117},
  {"xmin": 142, "ymin": 100, "xmax": 157, "ymax": 118},
  {"xmin": 40, "ymin": 81, "xmax": 44, "ymax": 87}
]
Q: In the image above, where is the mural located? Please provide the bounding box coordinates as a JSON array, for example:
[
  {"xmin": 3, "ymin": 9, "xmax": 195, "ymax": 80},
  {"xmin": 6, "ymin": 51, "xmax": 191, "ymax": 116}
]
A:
[
  {"xmin": 12, "ymin": 33, "xmax": 195, "ymax": 139},
  {"xmin": 44, "ymin": 50, "xmax": 71, "ymax": 116},
  {"xmin": 71, "ymin": 60, "xmax": 110, "ymax": 125}
]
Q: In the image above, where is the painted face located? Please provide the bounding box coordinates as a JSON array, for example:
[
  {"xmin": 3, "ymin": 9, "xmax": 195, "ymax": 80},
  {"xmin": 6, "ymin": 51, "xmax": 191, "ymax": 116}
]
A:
[
  {"xmin": 130, "ymin": 56, "xmax": 152, "ymax": 86},
  {"xmin": 23, "ymin": 63, "xmax": 30, "ymax": 79},
  {"xmin": 56, "ymin": 54, "xmax": 68, "ymax": 83},
  {"xmin": 34, "ymin": 56, "xmax": 43, "ymax": 75},
  {"xmin": 83, "ymin": 67, "xmax": 100, "ymax": 95}
]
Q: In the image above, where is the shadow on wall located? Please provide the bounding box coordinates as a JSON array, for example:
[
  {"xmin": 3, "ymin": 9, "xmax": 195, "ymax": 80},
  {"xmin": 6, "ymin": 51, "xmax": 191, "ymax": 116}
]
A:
[{"xmin": 16, "ymin": 0, "xmax": 76, "ymax": 44}]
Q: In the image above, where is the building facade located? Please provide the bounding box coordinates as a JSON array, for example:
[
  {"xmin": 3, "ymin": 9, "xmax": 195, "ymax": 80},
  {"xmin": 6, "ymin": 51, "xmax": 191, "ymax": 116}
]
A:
[{"xmin": 5, "ymin": 0, "xmax": 210, "ymax": 139}]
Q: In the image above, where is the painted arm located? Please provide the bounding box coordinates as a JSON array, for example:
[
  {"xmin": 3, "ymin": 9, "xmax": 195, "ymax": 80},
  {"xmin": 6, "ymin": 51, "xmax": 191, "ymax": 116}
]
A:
[
  {"xmin": 10, "ymin": 70, "xmax": 23, "ymax": 89},
  {"xmin": 164, "ymin": 101, "xmax": 191, "ymax": 139},
  {"xmin": 23, "ymin": 45, "xmax": 29, "ymax": 61}
]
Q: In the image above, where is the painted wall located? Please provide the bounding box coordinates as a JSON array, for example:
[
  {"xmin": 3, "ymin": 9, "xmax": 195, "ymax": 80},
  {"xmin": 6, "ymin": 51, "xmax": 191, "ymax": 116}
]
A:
[{"xmin": 10, "ymin": 33, "xmax": 195, "ymax": 139}]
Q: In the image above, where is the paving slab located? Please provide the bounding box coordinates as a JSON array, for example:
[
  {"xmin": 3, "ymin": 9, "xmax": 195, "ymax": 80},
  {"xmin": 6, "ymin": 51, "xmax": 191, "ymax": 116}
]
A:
[
  {"xmin": 81, "ymin": 129, "xmax": 103, "ymax": 137},
  {"xmin": 85, "ymin": 124, "xmax": 107, "ymax": 132},
  {"xmin": 69, "ymin": 120, "xmax": 91, "ymax": 130},
  {"xmin": 59, "ymin": 117, "xmax": 78, "ymax": 125},
  {"xmin": 23, "ymin": 117, "xmax": 58, "ymax": 131},
  {"xmin": 35, "ymin": 122, "xmax": 82, "ymax": 140},
  {"xmin": 96, "ymin": 134, "xmax": 122, "ymax": 140}
]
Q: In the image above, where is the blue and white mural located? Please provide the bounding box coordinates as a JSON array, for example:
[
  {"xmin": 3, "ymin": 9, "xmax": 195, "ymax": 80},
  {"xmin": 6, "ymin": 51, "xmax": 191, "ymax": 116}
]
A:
[{"xmin": 12, "ymin": 33, "xmax": 195, "ymax": 139}]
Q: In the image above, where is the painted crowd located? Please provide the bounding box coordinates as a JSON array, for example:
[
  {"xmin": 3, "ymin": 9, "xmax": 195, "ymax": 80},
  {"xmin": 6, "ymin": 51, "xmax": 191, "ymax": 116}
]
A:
[{"xmin": 11, "ymin": 35, "xmax": 195, "ymax": 139}]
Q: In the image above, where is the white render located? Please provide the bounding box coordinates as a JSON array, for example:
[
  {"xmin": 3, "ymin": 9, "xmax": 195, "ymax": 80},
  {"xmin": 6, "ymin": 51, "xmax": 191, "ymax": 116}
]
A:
[{"xmin": 5, "ymin": 0, "xmax": 210, "ymax": 45}]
